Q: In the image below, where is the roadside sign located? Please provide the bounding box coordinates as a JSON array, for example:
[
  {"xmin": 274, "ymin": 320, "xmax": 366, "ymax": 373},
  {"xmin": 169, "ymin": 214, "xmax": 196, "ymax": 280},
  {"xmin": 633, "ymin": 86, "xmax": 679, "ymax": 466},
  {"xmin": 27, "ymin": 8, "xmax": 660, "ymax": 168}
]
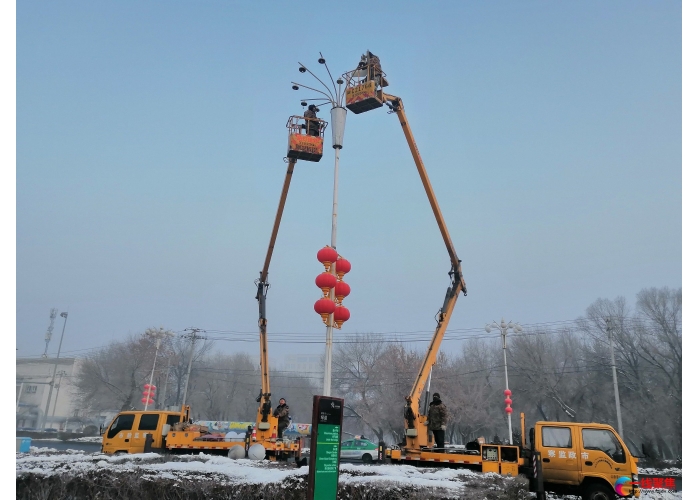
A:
[{"xmin": 307, "ymin": 396, "xmax": 343, "ymax": 500}]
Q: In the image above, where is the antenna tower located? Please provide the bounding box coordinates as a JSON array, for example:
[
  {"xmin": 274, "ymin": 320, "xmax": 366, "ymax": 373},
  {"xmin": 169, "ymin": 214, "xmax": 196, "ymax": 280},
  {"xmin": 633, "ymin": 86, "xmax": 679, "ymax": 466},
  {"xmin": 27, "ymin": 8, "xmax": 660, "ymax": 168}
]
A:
[{"xmin": 42, "ymin": 308, "xmax": 58, "ymax": 358}]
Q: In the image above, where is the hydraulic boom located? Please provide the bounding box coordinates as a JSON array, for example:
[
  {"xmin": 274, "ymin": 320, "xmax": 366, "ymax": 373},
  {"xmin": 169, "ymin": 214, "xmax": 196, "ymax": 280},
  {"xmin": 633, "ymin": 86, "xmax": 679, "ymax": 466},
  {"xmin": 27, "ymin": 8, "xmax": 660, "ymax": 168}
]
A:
[
  {"xmin": 255, "ymin": 158, "xmax": 296, "ymax": 439},
  {"xmin": 382, "ymin": 92, "xmax": 467, "ymax": 451}
]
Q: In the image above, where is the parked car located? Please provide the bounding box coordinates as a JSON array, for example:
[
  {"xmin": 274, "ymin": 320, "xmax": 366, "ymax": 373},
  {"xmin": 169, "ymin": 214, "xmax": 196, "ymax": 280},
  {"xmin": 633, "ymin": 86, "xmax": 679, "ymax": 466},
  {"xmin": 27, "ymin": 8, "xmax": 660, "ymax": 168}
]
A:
[{"xmin": 340, "ymin": 438, "xmax": 378, "ymax": 463}]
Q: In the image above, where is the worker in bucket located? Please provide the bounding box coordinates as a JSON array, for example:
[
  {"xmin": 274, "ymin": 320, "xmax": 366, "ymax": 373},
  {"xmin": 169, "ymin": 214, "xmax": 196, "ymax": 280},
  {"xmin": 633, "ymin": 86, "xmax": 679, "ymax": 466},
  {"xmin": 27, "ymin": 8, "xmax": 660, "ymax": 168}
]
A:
[
  {"xmin": 427, "ymin": 392, "xmax": 448, "ymax": 450},
  {"xmin": 273, "ymin": 397, "xmax": 291, "ymax": 438},
  {"xmin": 303, "ymin": 104, "xmax": 320, "ymax": 136}
]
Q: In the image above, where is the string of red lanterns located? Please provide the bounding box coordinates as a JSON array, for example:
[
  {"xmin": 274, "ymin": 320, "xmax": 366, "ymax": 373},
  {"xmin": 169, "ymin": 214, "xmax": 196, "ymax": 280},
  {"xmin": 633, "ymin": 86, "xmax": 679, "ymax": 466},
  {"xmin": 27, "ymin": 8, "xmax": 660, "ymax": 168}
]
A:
[
  {"xmin": 142, "ymin": 384, "xmax": 156, "ymax": 406},
  {"xmin": 314, "ymin": 246, "xmax": 351, "ymax": 329},
  {"xmin": 504, "ymin": 389, "xmax": 513, "ymax": 414}
]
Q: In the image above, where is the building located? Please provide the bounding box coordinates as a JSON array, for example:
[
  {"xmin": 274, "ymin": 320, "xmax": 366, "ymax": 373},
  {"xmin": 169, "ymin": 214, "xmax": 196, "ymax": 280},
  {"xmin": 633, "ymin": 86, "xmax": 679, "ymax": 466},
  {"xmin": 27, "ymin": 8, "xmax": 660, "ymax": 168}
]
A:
[{"xmin": 16, "ymin": 357, "xmax": 84, "ymax": 431}]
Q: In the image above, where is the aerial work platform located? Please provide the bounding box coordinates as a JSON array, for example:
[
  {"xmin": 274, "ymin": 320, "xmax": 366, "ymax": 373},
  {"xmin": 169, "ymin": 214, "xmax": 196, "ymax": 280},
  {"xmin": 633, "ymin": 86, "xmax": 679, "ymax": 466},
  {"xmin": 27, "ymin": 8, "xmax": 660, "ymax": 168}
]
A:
[
  {"xmin": 343, "ymin": 52, "xmax": 389, "ymax": 114},
  {"xmin": 286, "ymin": 115, "xmax": 327, "ymax": 162}
]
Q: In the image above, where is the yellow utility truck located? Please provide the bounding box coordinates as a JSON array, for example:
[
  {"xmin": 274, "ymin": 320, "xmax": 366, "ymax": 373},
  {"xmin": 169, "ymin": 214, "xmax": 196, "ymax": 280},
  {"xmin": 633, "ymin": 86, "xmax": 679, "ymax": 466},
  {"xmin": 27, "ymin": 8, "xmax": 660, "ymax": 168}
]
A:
[{"xmin": 101, "ymin": 405, "xmax": 301, "ymax": 462}]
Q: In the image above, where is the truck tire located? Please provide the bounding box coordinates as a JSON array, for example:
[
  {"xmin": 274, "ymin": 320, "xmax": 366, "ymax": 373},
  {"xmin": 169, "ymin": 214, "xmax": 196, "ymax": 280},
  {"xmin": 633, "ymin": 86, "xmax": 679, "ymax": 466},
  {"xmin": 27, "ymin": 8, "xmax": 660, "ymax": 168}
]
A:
[
  {"xmin": 362, "ymin": 453, "xmax": 373, "ymax": 464},
  {"xmin": 582, "ymin": 483, "xmax": 614, "ymax": 500}
]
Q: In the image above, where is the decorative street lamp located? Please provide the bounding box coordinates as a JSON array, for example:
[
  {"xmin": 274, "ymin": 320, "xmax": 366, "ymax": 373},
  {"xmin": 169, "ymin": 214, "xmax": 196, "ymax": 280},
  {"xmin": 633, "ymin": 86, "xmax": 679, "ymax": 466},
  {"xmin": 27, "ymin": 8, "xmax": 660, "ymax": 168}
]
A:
[
  {"xmin": 41, "ymin": 311, "xmax": 68, "ymax": 430},
  {"xmin": 485, "ymin": 318, "xmax": 523, "ymax": 445},
  {"xmin": 144, "ymin": 327, "xmax": 173, "ymax": 411},
  {"xmin": 292, "ymin": 53, "xmax": 348, "ymax": 397}
]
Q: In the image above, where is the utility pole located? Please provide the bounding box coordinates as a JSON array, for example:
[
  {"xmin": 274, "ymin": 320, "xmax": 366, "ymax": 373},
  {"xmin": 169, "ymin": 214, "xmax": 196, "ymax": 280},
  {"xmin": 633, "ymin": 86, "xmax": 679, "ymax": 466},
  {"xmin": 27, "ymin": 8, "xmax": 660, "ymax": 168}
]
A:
[
  {"xmin": 51, "ymin": 370, "xmax": 68, "ymax": 421},
  {"xmin": 181, "ymin": 328, "xmax": 206, "ymax": 407},
  {"xmin": 42, "ymin": 312, "xmax": 68, "ymax": 429},
  {"xmin": 606, "ymin": 318, "xmax": 624, "ymax": 439},
  {"xmin": 42, "ymin": 309, "xmax": 58, "ymax": 358}
]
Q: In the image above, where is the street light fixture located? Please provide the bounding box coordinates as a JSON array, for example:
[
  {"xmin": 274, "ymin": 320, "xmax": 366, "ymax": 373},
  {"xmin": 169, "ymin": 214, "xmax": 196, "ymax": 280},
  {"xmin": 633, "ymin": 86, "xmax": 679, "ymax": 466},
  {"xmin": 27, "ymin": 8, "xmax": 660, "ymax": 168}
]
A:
[{"xmin": 485, "ymin": 318, "xmax": 523, "ymax": 445}]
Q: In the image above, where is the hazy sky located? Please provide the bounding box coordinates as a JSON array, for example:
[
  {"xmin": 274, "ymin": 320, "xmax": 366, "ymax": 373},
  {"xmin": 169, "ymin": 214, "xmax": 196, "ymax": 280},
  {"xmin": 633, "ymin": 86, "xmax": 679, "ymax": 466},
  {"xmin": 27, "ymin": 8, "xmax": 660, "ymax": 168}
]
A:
[{"xmin": 16, "ymin": 1, "xmax": 681, "ymax": 363}]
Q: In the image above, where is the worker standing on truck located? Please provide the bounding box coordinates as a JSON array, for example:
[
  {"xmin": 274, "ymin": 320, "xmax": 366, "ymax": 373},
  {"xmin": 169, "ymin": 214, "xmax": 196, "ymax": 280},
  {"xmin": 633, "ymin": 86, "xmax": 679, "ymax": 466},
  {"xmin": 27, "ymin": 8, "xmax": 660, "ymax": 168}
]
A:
[
  {"xmin": 273, "ymin": 398, "xmax": 290, "ymax": 438},
  {"xmin": 427, "ymin": 392, "xmax": 448, "ymax": 450}
]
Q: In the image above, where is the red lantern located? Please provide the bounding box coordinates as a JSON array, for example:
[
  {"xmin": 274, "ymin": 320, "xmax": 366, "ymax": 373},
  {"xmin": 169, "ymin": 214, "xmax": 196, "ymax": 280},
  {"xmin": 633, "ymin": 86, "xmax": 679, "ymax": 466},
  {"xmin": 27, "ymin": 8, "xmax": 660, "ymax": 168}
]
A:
[
  {"xmin": 505, "ymin": 407, "xmax": 513, "ymax": 414},
  {"xmin": 315, "ymin": 272, "xmax": 337, "ymax": 297},
  {"xmin": 314, "ymin": 298, "xmax": 336, "ymax": 324},
  {"xmin": 141, "ymin": 397, "xmax": 154, "ymax": 405},
  {"xmin": 317, "ymin": 246, "xmax": 338, "ymax": 272},
  {"xmin": 335, "ymin": 257, "xmax": 351, "ymax": 279},
  {"xmin": 334, "ymin": 281, "xmax": 351, "ymax": 303},
  {"xmin": 504, "ymin": 389, "xmax": 512, "ymax": 396},
  {"xmin": 144, "ymin": 384, "xmax": 157, "ymax": 390},
  {"xmin": 504, "ymin": 398, "xmax": 512, "ymax": 405},
  {"xmin": 334, "ymin": 305, "xmax": 350, "ymax": 329}
]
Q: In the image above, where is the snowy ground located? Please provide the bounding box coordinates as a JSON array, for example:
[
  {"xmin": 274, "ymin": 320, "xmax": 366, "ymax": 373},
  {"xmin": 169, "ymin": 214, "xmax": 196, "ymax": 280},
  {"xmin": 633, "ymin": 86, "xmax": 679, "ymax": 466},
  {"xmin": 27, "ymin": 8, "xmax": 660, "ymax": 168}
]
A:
[{"xmin": 16, "ymin": 446, "xmax": 682, "ymax": 499}]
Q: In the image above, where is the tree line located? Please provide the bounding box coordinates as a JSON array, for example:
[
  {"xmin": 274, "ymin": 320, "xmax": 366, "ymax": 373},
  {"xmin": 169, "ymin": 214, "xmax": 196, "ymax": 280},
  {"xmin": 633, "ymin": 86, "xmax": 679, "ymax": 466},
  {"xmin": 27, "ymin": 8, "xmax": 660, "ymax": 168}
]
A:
[{"xmin": 73, "ymin": 286, "xmax": 680, "ymax": 459}]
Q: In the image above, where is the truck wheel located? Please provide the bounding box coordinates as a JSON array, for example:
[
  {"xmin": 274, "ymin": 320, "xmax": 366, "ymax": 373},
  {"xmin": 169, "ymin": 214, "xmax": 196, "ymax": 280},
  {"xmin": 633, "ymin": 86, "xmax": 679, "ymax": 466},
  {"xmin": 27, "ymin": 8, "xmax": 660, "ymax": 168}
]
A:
[
  {"xmin": 583, "ymin": 483, "xmax": 614, "ymax": 500},
  {"xmin": 362, "ymin": 453, "xmax": 373, "ymax": 464}
]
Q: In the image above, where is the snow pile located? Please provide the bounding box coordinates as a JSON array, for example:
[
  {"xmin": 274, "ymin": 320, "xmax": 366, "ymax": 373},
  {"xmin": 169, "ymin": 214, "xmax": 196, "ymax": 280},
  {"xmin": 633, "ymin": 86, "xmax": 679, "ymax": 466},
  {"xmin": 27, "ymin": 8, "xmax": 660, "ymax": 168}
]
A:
[
  {"xmin": 70, "ymin": 436, "xmax": 104, "ymax": 443},
  {"xmin": 17, "ymin": 447, "xmax": 528, "ymax": 499},
  {"xmin": 639, "ymin": 466, "xmax": 682, "ymax": 476},
  {"xmin": 17, "ymin": 448, "xmax": 682, "ymax": 500}
]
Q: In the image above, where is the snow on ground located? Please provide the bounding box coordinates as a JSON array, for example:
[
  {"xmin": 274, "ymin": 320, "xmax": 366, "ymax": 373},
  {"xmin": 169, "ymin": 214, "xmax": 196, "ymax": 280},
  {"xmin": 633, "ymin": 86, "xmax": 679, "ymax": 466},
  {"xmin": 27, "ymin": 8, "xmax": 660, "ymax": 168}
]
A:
[
  {"xmin": 17, "ymin": 447, "xmax": 683, "ymax": 498},
  {"xmin": 639, "ymin": 467, "xmax": 682, "ymax": 476},
  {"xmin": 69, "ymin": 436, "xmax": 103, "ymax": 443},
  {"xmin": 17, "ymin": 447, "xmax": 517, "ymax": 495}
]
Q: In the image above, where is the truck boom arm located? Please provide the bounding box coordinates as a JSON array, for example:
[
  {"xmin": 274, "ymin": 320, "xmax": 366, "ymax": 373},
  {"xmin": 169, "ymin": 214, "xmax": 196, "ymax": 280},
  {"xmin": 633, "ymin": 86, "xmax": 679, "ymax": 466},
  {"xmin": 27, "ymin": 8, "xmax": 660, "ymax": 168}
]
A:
[
  {"xmin": 381, "ymin": 93, "xmax": 467, "ymax": 426},
  {"xmin": 256, "ymin": 158, "xmax": 297, "ymax": 423}
]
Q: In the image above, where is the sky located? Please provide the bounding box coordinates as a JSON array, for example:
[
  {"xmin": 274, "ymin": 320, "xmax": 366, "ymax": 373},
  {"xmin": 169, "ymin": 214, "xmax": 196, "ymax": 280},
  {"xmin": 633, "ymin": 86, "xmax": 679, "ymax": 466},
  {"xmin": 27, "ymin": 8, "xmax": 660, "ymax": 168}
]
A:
[{"xmin": 14, "ymin": 1, "xmax": 682, "ymax": 363}]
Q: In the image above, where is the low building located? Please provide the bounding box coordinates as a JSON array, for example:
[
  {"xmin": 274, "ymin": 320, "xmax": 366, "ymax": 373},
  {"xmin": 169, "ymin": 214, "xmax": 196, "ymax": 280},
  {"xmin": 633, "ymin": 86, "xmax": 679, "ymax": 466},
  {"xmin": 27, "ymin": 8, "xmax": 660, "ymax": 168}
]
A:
[{"xmin": 16, "ymin": 357, "xmax": 83, "ymax": 431}]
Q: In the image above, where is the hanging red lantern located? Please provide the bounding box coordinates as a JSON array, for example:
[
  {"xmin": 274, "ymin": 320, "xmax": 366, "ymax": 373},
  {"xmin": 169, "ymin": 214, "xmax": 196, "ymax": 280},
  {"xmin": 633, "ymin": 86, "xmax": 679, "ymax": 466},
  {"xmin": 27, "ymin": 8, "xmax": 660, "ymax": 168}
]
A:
[
  {"xmin": 314, "ymin": 298, "xmax": 336, "ymax": 324},
  {"xmin": 334, "ymin": 305, "xmax": 350, "ymax": 329},
  {"xmin": 315, "ymin": 272, "xmax": 337, "ymax": 297},
  {"xmin": 335, "ymin": 257, "xmax": 351, "ymax": 279},
  {"xmin": 505, "ymin": 407, "xmax": 513, "ymax": 414},
  {"xmin": 144, "ymin": 384, "xmax": 157, "ymax": 390},
  {"xmin": 334, "ymin": 281, "xmax": 351, "ymax": 303},
  {"xmin": 504, "ymin": 398, "xmax": 512, "ymax": 405},
  {"xmin": 503, "ymin": 389, "xmax": 511, "ymax": 396},
  {"xmin": 141, "ymin": 397, "xmax": 154, "ymax": 405},
  {"xmin": 317, "ymin": 246, "xmax": 338, "ymax": 272}
]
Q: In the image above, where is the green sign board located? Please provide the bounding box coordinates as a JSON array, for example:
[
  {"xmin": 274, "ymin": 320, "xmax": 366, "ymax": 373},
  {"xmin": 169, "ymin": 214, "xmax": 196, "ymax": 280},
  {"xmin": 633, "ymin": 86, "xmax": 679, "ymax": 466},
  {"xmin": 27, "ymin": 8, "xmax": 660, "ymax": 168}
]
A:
[
  {"xmin": 313, "ymin": 423, "xmax": 340, "ymax": 499},
  {"xmin": 308, "ymin": 396, "xmax": 343, "ymax": 500}
]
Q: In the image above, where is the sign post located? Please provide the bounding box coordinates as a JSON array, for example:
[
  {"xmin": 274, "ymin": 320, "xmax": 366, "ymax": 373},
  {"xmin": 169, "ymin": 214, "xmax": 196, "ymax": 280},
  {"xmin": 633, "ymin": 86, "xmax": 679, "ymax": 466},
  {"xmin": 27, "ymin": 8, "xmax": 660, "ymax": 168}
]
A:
[{"xmin": 307, "ymin": 395, "xmax": 343, "ymax": 500}]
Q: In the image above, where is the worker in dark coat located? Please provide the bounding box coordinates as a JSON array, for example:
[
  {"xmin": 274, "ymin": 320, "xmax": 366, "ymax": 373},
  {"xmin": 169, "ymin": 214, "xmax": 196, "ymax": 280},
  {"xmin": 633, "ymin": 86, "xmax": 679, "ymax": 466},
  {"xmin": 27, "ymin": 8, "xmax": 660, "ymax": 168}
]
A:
[
  {"xmin": 367, "ymin": 51, "xmax": 382, "ymax": 87},
  {"xmin": 427, "ymin": 392, "xmax": 448, "ymax": 450},
  {"xmin": 273, "ymin": 398, "xmax": 291, "ymax": 437},
  {"xmin": 303, "ymin": 104, "xmax": 320, "ymax": 136}
]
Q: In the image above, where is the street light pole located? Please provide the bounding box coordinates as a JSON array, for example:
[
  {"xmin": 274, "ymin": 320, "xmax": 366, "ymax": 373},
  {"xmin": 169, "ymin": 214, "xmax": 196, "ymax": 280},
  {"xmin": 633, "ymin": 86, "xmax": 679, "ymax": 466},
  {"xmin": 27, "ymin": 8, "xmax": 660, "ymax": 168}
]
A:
[
  {"xmin": 42, "ymin": 312, "xmax": 68, "ymax": 430},
  {"xmin": 292, "ymin": 52, "xmax": 347, "ymax": 397},
  {"xmin": 486, "ymin": 318, "xmax": 522, "ymax": 445},
  {"xmin": 606, "ymin": 318, "xmax": 624, "ymax": 439},
  {"xmin": 144, "ymin": 328, "xmax": 173, "ymax": 411}
]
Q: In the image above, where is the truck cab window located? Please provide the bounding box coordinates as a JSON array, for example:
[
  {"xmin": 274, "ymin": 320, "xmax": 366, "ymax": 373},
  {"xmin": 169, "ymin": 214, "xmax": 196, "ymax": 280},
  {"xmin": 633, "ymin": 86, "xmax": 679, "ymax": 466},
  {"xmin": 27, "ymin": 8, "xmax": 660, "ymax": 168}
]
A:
[
  {"xmin": 582, "ymin": 428, "xmax": 625, "ymax": 463},
  {"xmin": 107, "ymin": 414, "xmax": 135, "ymax": 439},
  {"xmin": 166, "ymin": 415, "xmax": 181, "ymax": 427},
  {"xmin": 138, "ymin": 414, "xmax": 160, "ymax": 431},
  {"xmin": 542, "ymin": 426, "xmax": 572, "ymax": 448}
]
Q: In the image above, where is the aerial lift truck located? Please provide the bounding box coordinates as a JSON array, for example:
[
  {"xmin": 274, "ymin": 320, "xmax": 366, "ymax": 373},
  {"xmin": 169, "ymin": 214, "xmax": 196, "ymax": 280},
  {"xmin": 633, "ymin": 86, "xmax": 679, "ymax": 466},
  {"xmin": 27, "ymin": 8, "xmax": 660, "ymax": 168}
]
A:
[{"xmin": 342, "ymin": 53, "xmax": 639, "ymax": 500}]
